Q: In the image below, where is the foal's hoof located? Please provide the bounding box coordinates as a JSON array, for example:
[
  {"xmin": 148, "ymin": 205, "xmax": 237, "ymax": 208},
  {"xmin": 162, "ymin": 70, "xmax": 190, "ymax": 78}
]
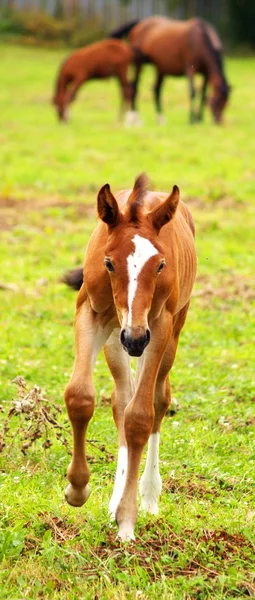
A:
[
  {"xmin": 117, "ymin": 521, "xmax": 136, "ymax": 542},
  {"xmin": 65, "ymin": 483, "xmax": 90, "ymax": 507}
]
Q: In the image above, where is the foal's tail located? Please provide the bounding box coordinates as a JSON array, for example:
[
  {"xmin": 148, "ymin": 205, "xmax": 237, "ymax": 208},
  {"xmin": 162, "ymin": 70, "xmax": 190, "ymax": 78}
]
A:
[
  {"xmin": 109, "ymin": 19, "xmax": 139, "ymax": 39},
  {"xmin": 62, "ymin": 267, "xmax": 83, "ymax": 291}
]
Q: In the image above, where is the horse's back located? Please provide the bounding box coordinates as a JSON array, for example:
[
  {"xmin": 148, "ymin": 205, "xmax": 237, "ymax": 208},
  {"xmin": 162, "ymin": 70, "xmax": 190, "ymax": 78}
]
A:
[
  {"xmin": 129, "ymin": 16, "xmax": 222, "ymax": 75},
  {"xmin": 130, "ymin": 19, "xmax": 194, "ymax": 73}
]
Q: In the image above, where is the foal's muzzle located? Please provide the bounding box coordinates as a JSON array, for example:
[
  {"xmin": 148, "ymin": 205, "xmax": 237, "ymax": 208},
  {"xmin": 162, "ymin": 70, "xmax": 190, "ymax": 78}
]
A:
[{"xmin": 120, "ymin": 327, "xmax": 150, "ymax": 357}]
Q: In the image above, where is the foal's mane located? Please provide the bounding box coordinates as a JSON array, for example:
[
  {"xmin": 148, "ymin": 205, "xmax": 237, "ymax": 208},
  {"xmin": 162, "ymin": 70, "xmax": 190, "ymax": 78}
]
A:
[{"xmin": 127, "ymin": 173, "xmax": 149, "ymax": 223}]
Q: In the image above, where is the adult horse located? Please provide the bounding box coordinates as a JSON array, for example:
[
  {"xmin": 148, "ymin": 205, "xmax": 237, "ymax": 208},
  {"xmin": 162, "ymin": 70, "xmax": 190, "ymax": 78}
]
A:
[
  {"xmin": 63, "ymin": 174, "xmax": 197, "ymax": 541},
  {"xmin": 53, "ymin": 39, "xmax": 133, "ymax": 122},
  {"xmin": 110, "ymin": 16, "xmax": 230, "ymax": 124}
]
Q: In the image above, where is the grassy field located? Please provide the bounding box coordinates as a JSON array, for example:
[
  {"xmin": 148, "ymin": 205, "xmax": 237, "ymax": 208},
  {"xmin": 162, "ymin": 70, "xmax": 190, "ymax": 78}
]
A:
[{"xmin": 0, "ymin": 44, "xmax": 255, "ymax": 599}]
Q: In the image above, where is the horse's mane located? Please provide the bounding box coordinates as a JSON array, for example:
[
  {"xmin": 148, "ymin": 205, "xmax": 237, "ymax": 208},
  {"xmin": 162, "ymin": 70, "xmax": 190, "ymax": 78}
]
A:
[
  {"xmin": 109, "ymin": 19, "xmax": 140, "ymax": 39},
  {"xmin": 198, "ymin": 19, "xmax": 226, "ymax": 81}
]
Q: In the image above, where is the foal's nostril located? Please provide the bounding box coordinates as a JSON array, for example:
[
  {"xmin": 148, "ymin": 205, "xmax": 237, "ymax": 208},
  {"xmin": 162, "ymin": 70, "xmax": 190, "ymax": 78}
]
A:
[
  {"xmin": 120, "ymin": 329, "xmax": 127, "ymax": 345},
  {"xmin": 120, "ymin": 327, "xmax": 151, "ymax": 356},
  {"xmin": 145, "ymin": 329, "xmax": 150, "ymax": 345}
]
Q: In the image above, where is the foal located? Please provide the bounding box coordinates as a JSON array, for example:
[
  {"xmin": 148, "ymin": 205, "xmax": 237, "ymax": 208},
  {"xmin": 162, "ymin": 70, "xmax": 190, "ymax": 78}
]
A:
[
  {"xmin": 64, "ymin": 175, "xmax": 197, "ymax": 540},
  {"xmin": 53, "ymin": 39, "xmax": 133, "ymax": 121}
]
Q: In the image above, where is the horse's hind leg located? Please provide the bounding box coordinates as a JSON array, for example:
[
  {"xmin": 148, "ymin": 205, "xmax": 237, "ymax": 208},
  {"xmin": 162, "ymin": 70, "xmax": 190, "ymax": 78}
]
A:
[
  {"xmin": 187, "ymin": 69, "xmax": 197, "ymax": 123},
  {"xmin": 139, "ymin": 303, "xmax": 190, "ymax": 514},
  {"xmin": 153, "ymin": 71, "xmax": 165, "ymax": 125},
  {"xmin": 104, "ymin": 329, "xmax": 135, "ymax": 519},
  {"xmin": 64, "ymin": 301, "xmax": 112, "ymax": 507},
  {"xmin": 197, "ymin": 77, "xmax": 208, "ymax": 122}
]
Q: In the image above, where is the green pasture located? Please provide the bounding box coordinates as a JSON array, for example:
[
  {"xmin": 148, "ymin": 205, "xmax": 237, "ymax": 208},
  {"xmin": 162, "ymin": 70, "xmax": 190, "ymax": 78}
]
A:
[{"xmin": 0, "ymin": 45, "xmax": 255, "ymax": 599}]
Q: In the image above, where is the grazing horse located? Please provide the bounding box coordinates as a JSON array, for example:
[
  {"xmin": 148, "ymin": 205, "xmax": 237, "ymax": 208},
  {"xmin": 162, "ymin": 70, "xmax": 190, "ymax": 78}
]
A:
[
  {"xmin": 64, "ymin": 174, "xmax": 197, "ymax": 541},
  {"xmin": 53, "ymin": 39, "xmax": 134, "ymax": 122},
  {"xmin": 110, "ymin": 16, "xmax": 230, "ymax": 124}
]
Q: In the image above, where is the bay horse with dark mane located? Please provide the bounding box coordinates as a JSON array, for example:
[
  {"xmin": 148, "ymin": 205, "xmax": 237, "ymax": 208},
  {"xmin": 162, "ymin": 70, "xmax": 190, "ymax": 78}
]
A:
[
  {"xmin": 110, "ymin": 16, "xmax": 230, "ymax": 124},
  {"xmin": 53, "ymin": 39, "xmax": 133, "ymax": 121},
  {"xmin": 63, "ymin": 174, "xmax": 197, "ymax": 540}
]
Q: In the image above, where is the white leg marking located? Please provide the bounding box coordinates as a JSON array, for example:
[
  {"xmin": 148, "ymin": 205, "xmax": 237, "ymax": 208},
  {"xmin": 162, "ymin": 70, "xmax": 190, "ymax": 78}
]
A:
[
  {"xmin": 109, "ymin": 446, "xmax": 127, "ymax": 520},
  {"xmin": 127, "ymin": 235, "xmax": 158, "ymax": 327},
  {"xmin": 157, "ymin": 113, "xmax": 167, "ymax": 126},
  {"xmin": 139, "ymin": 433, "xmax": 162, "ymax": 514},
  {"xmin": 124, "ymin": 111, "xmax": 142, "ymax": 126},
  {"xmin": 117, "ymin": 521, "xmax": 135, "ymax": 542}
]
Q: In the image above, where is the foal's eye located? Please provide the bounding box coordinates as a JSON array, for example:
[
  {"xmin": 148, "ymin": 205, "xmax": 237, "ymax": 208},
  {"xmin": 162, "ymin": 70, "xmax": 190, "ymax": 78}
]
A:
[
  {"xmin": 104, "ymin": 257, "xmax": 114, "ymax": 272},
  {"xmin": 157, "ymin": 260, "xmax": 166, "ymax": 274}
]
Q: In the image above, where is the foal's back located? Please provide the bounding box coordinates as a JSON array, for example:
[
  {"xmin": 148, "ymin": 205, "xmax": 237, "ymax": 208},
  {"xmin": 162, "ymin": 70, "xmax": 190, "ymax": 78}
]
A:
[{"xmin": 61, "ymin": 39, "xmax": 133, "ymax": 79}]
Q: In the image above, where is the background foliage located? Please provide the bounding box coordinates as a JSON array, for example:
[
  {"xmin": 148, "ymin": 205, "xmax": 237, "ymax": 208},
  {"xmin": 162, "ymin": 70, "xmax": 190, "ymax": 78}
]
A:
[{"xmin": 0, "ymin": 0, "xmax": 255, "ymax": 47}]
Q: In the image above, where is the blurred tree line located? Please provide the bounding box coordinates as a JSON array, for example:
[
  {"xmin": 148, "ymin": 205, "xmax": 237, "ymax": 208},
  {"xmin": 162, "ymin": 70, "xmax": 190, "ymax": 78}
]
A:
[{"xmin": 0, "ymin": 0, "xmax": 254, "ymax": 48}]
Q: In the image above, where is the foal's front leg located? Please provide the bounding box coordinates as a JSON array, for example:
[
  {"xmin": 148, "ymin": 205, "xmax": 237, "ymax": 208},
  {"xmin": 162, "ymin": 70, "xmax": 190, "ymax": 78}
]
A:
[
  {"xmin": 116, "ymin": 313, "xmax": 172, "ymax": 540},
  {"xmin": 64, "ymin": 300, "xmax": 112, "ymax": 507},
  {"xmin": 104, "ymin": 329, "xmax": 135, "ymax": 519},
  {"xmin": 140, "ymin": 302, "xmax": 190, "ymax": 514}
]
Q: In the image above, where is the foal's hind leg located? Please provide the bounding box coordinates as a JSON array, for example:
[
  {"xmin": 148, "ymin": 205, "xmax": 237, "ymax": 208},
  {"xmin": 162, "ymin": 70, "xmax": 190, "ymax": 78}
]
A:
[
  {"xmin": 64, "ymin": 300, "xmax": 112, "ymax": 507},
  {"xmin": 104, "ymin": 329, "xmax": 135, "ymax": 519},
  {"xmin": 125, "ymin": 62, "xmax": 143, "ymax": 126},
  {"xmin": 140, "ymin": 303, "xmax": 190, "ymax": 514}
]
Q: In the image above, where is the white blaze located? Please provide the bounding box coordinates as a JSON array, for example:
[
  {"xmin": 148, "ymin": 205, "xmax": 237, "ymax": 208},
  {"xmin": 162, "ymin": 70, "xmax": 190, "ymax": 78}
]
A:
[{"xmin": 127, "ymin": 235, "xmax": 158, "ymax": 327}]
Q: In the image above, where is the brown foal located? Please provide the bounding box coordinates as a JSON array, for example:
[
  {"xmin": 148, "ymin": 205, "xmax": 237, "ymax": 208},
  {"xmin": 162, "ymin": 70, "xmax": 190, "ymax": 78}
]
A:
[
  {"xmin": 64, "ymin": 174, "xmax": 197, "ymax": 540},
  {"xmin": 53, "ymin": 38, "xmax": 134, "ymax": 122}
]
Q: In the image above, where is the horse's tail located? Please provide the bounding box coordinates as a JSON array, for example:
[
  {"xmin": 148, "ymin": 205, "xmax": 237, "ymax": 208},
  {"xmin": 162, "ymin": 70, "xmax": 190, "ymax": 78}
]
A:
[
  {"xmin": 62, "ymin": 267, "xmax": 83, "ymax": 291},
  {"xmin": 109, "ymin": 19, "xmax": 140, "ymax": 39}
]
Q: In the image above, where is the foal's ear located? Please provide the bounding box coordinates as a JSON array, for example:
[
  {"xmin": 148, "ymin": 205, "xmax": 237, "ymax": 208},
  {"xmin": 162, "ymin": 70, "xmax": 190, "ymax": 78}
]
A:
[
  {"xmin": 97, "ymin": 184, "xmax": 121, "ymax": 227},
  {"xmin": 148, "ymin": 185, "xmax": 180, "ymax": 232}
]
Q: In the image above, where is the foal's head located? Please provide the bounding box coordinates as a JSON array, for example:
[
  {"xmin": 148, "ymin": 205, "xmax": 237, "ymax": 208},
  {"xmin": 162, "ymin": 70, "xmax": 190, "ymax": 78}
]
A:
[
  {"xmin": 53, "ymin": 70, "xmax": 72, "ymax": 122},
  {"xmin": 97, "ymin": 175, "xmax": 179, "ymax": 356}
]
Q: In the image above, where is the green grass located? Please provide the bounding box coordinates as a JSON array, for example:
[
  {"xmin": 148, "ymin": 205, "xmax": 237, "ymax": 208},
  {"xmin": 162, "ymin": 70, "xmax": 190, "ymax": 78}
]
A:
[{"xmin": 0, "ymin": 45, "xmax": 255, "ymax": 599}]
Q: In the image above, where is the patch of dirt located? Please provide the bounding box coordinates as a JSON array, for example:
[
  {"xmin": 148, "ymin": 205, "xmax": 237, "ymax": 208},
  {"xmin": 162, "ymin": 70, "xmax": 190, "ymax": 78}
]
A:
[
  {"xmin": 193, "ymin": 273, "xmax": 255, "ymax": 306},
  {"xmin": 40, "ymin": 513, "xmax": 80, "ymax": 544},
  {"xmin": 85, "ymin": 521, "xmax": 253, "ymax": 582},
  {"xmin": 186, "ymin": 195, "xmax": 243, "ymax": 210},
  {"xmin": 0, "ymin": 195, "xmax": 96, "ymax": 231},
  {"xmin": 23, "ymin": 514, "xmax": 80, "ymax": 552},
  {"xmin": 164, "ymin": 476, "xmax": 220, "ymax": 499}
]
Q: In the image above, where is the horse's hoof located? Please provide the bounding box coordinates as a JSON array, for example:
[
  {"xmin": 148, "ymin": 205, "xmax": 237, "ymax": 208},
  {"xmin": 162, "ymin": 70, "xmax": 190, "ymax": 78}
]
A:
[
  {"xmin": 157, "ymin": 114, "xmax": 167, "ymax": 126},
  {"xmin": 65, "ymin": 483, "xmax": 90, "ymax": 507},
  {"xmin": 140, "ymin": 497, "xmax": 159, "ymax": 515},
  {"xmin": 124, "ymin": 111, "xmax": 142, "ymax": 127},
  {"xmin": 117, "ymin": 521, "xmax": 135, "ymax": 542}
]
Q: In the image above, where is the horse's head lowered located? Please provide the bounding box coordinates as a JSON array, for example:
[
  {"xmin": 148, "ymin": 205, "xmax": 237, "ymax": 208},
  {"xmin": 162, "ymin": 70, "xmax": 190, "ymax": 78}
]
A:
[
  {"xmin": 97, "ymin": 175, "xmax": 179, "ymax": 357},
  {"xmin": 209, "ymin": 79, "xmax": 231, "ymax": 123}
]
